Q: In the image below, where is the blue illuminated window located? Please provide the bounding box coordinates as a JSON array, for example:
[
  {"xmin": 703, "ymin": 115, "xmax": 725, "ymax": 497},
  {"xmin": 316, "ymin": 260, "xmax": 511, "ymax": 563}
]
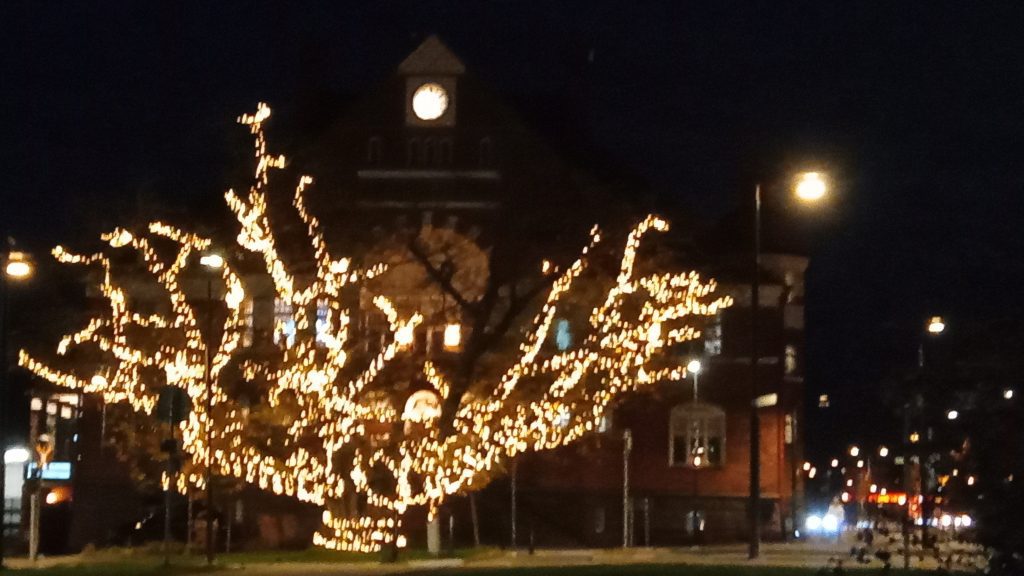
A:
[{"xmin": 555, "ymin": 319, "xmax": 572, "ymax": 351}]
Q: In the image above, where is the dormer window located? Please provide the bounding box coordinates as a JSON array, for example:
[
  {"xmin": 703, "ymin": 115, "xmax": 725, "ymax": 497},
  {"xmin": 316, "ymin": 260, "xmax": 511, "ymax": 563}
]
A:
[{"xmin": 367, "ymin": 137, "xmax": 382, "ymax": 165}]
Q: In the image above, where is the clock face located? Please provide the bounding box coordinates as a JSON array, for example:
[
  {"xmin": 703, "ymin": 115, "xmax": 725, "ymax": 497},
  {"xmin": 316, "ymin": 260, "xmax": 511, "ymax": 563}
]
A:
[{"xmin": 412, "ymin": 83, "xmax": 449, "ymax": 121}]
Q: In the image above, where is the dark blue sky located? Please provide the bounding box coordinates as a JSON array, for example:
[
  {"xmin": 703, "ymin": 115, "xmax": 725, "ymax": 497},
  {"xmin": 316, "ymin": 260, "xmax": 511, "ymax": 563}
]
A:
[{"xmin": 3, "ymin": 1, "xmax": 1024, "ymax": 455}]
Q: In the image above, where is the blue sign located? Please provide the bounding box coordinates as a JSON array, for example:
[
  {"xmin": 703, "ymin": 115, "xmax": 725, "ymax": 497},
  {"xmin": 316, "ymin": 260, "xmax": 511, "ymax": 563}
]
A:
[{"xmin": 26, "ymin": 461, "xmax": 72, "ymax": 481}]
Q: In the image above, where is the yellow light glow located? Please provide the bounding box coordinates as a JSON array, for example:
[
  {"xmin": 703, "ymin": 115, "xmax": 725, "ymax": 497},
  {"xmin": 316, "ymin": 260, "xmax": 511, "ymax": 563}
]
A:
[
  {"xmin": 200, "ymin": 254, "xmax": 225, "ymax": 269},
  {"xmin": 686, "ymin": 358, "xmax": 701, "ymax": 375},
  {"xmin": 927, "ymin": 316, "xmax": 946, "ymax": 334},
  {"xmin": 849, "ymin": 446, "xmax": 859, "ymax": 457},
  {"xmin": 443, "ymin": 323, "xmax": 461, "ymax": 350},
  {"xmin": 878, "ymin": 446, "xmax": 889, "ymax": 458},
  {"xmin": 19, "ymin": 103, "xmax": 733, "ymax": 552},
  {"xmin": 794, "ymin": 172, "xmax": 827, "ymax": 202},
  {"xmin": 5, "ymin": 252, "xmax": 32, "ymax": 278},
  {"xmin": 910, "ymin": 432, "xmax": 920, "ymax": 443}
]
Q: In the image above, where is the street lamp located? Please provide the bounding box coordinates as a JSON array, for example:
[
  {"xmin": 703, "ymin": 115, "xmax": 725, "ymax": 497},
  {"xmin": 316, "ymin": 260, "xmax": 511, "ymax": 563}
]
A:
[
  {"xmin": 0, "ymin": 245, "xmax": 32, "ymax": 567},
  {"xmin": 199, "ymin": 252, "xmax": 223, "ymax": 566},
  {"xmin": 687, "ymin": 358, "xmax": 702, "ymax": 401},
  {"xmin": 749, "ymin": 172, "xmax": 827, "ymax": 558}
]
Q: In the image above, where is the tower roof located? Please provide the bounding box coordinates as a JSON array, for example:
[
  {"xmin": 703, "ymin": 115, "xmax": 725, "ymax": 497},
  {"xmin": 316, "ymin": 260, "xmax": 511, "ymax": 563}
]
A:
[{"xmin": 397, "ymin": 35, "xmax": 466, "ymax": 75}]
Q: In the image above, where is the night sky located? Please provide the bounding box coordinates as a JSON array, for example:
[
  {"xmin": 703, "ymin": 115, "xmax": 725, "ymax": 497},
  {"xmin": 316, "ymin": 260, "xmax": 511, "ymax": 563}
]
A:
[{"xmin": 3, "ymin": 2, "xmax": 1024, "ymax": 459}]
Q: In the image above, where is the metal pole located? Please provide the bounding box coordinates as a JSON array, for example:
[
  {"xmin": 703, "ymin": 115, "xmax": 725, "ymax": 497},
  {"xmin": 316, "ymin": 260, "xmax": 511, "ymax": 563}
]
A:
[
  {"xmin": 163, "ymin": 400, "xmax": 174, "ymax": 565},
  {"xmin": 749, "ymin": 183, "xmax": 762, "ymax": 559},
  {"xmin": 622, "ymin": 428, "xmax": 632, "ymax": 548},
  {"xmin": 510, "ymin": 459, "xmax": 517, "ymax": 550},
  {"xmin": 205, "ymin": 276, "xmax": 215, "ymax": 565},
  {"xmin": 0, "ymin": 253, "xmax": 7, "ymax": 567},
  {"xmin": 902, "ymin": 402, "xmax": 911, "ymax": 570}
]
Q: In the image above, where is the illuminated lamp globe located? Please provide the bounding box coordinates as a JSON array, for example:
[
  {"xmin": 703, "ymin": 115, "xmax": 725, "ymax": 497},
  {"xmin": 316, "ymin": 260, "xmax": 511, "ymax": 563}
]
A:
[
  {"xmin": 687, "ymin": 359, "xmax": 702, "ymax": 375},
  {"xmin": 200, "ymin": 253, "xmax": 225, "ymax": 269},
  {"xmin": 927, "ymin": 316, "xmax": 946, "ymax": 334},
  {"xmin": 5, "ymin": 252, "xmax": 32, "ymax": 278},
  {"xmin": 794, "ymin": 172, "xmax": 827, "ymax": 202}
]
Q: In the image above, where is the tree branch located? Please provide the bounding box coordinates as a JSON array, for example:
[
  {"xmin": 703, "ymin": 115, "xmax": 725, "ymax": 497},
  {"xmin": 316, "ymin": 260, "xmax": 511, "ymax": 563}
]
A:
[{"xmin": 407, "ymin": 237, "xmax": 474, "ymax": 312}]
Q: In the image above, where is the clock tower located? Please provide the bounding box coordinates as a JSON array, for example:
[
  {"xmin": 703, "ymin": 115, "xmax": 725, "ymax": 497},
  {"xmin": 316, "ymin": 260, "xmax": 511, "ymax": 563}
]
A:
[{"xmin": 399, "ymin": 35, "xmax": 464, "ymax": 127}]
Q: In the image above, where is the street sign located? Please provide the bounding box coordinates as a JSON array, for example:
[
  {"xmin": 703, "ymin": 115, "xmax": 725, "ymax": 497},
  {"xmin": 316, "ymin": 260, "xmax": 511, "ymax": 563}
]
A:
[{"xmin": 157, "ymin": 386, "xmax": 191, "ymax": 424}]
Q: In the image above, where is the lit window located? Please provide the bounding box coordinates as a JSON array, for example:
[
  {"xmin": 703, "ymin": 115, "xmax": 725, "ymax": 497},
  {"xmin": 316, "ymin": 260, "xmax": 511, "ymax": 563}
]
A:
[
  {"xmin": 274, "ymin": 298, "xmax": 296, "ymax": 348},
  {"xmin": 241, "ymin": 298, "xmax": 254, "ymax": 347},
  {"xmin": 703, "ymin": 316, "xmax": 722, "ymax": 356},
  {"xmin": 315, "ymin": 300, "xmax": 330, "ymax": 346},
  {"xmin": 785, "ymin": 345, "xmax": 797, "ymax": 374},
  {"xmin": 555, "ymin": 319, "xmax": 572, "ymax": 351},
  {"xmin": 669, "ymin": 402, "xmax": 726, "ymax": 468}
]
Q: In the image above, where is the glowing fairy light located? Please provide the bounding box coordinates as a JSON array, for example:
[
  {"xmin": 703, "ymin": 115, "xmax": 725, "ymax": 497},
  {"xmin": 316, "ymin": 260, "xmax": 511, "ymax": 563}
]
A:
[{"xmin": 19, "ymin": 103, "xmax": 732, "ymax": 552}]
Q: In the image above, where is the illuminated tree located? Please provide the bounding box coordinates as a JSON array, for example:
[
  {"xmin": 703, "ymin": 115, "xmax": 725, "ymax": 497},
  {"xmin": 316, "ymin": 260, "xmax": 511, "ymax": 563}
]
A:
[{"xmin": 20, "ymin": 104, "xmax": 732, "ymax": 552}]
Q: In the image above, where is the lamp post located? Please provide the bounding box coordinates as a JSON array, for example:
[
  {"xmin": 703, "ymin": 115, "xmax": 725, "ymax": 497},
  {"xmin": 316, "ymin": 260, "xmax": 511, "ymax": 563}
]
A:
[
  {"xmin": 749, "ymin": 172, "xmax": 826, "ymax": 559},
  {"xmin": 199, "ymin": 253, "xmax": 223, "ymax": 565},
  {"xmin": 0, "ymin": 245, "xmax": 33, "ymax": 566},
  {"xmin": 687, "ymin": 359, "xmax": 703, "ymax": 544}
]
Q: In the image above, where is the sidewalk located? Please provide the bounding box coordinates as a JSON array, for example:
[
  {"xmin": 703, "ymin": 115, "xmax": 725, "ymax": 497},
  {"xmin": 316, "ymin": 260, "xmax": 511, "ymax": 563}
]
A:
[{"xmin": 4, "ymin": 536, "xmax": 979, "ymax": 574}]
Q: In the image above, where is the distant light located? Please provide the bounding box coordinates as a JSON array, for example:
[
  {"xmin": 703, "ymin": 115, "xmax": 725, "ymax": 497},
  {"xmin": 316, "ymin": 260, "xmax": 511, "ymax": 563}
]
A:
[
  {"xmin": 967, "ymin": 475, "xmax": 975, "ymax": 486},
  {"xmin": 869, "ymin": 484, "xmax": 878, "ymax": 494},
  {"xmin": 802, "ymin": 462, "xmax": 812, "ymax": 472},
  {"xmin": 91, "ymin": 374, "xmax": 108, "ymax": 387},
  {"xmin": 910, "ymin": 432, "xmax": 920, "ymax": 444},
  {"xmin": 960, "ymin": 515, "xmax": 972, "ymax": 528},
  {"xmin": 395, "ymin": 324, "xmax": 415, "ymax": 349},
  {"xmin": 45, "ymin": 492, "xmax": 59, "ymax": 505},
  {"xmin": 947, "ymin": 410, "xmax": 959, "ymax": 420},
  {"xmin": 897, "ymin": 495, "xmax": 907, "ymax": 506},
  {"xmin": 831, "ymin": 458, "xmax": 840, "ymax": 468},
  {"xmin": 878, "ymin": 446, "xmax": 889, "ymax": 458},
  {"xmin": 846, "ymin": 479, "xmax": 854, "ymax": 487},
  {"xmin": 849, "ymin": 446, "xmax": 860, "ymax": 457},
  {"xmin": 821, "ymin": 514, "xmax": 839, "ymax": 533},
  {"xmin": 857, "ymin": 459, "xmax": 865, "ymax": 469},
  {"xmin": 5, "ymin": 258, "xmax": 32, "ymax": 279},
  {"xmin": 687, "ymin": 359, "xmax": 702, "ymax": 375},
  {"xmin": 443, "ymin": 323, "xmax": 461, "ymax": 350},
  {"xmin": 1004, "ymin": 388, "xmax": 1014, "ymax": 400},
  {"xmin": 809, "ymin": 467, "xmax": 817, "ymax": 479},
  {"xmin": 200, "ymin": 254, "xmax": 225, "ymax": 269},
  {"xmin": 805, "ymin": 515, "xmax": 822, "ymax": 531},
  {"xmin": 794, "ymin": 172, "xmax": 827, "ymax": 202},
  {"xmin": 940, "ymin": 514, "xmax": 953, "ymax": 528},
  {"xmin": 4, "ymin": 447, "xmax": 30, "ymax": 464},
  {"xmin": 841, "ymin": 492, "xmax": 851, "ymax": 503},
  {"xmin": 693, "ymin": 455, "xmax": 703, "ymax": 467},
  {"xmin": 927, "ymin": 316, "xmax": 946, "ymax": 334}
]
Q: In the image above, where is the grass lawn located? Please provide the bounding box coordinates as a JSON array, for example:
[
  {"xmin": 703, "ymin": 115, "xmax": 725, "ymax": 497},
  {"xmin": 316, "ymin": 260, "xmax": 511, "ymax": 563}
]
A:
[{"xmin": 404, "ymin": 567, "xmax": 915, "ymax": 576}]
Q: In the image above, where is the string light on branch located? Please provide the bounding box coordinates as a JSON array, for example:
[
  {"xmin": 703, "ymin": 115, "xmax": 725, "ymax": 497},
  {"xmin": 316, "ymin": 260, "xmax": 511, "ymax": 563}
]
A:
[{"xmin": 19, "ymin": 103, "xmax": 732, "ymax": 551}]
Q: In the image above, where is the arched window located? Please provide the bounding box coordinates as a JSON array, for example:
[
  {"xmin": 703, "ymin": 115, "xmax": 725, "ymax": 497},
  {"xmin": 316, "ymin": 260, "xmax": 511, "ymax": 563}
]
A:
[
  {"xmin": 438, "ymin": 138, "xmax": 453, "ymax": 166},
  {"xmin": 367, "ymin": 136, "xmax": 382, "ymax": 165},
  {"xmin": 669, "ymin": 402, "xmax": 726, "ymax": 468},
  {"xmin": 478, "ymin": 137, "xmax": 493, "ymax": 168},
  {"xmin": 406, "ymin": 138, "xmax": 421, "ymax": 167},
  {"xmin": 422, "ymin": 138, "xmax": 435, "ymax": 167}
]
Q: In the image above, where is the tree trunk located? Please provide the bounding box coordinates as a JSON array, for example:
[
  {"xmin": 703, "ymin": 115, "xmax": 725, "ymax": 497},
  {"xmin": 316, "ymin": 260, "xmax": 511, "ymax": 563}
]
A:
[{"xmin": 470, "ymin": 492, "xmax": 481, "ymax": 547}]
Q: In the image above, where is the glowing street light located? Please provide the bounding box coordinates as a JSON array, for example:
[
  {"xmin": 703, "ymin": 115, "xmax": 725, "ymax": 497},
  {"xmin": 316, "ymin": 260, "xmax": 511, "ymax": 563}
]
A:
[
  {"xmin": 5, "ymin": 252, "xmax": 33, "ymax": 278},
  {"xmin": 879, "ymin": 446, "xmax": 889, "ymax": 458},
  {"xmin": 687, "ymin": 358, "xmax": 702, "ymax": 375},
  {"xmin": 849, "ymin": 446, "xmax": 860, "ymax": 457},
  {"xmin": 794, "ymin": 172, "xmax": 828, "ymax": 202},
  {"xmin": 1004, "ymin": 388, "xmax": 1014, "ymax": 400},
  {"xmin": 926, "ymin": 316, "xmax": 946, "ymax": 334},
  {"xmin": 199, "ymin": 253, "xmax": 225, "ymax": 269},
  {"xmin": 831, "ymin": 458, "xmax": 840, "ymax": 468},
  {"xmin": 946, "ymin": 410, "xmax": 959, "ymax": 420}
]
